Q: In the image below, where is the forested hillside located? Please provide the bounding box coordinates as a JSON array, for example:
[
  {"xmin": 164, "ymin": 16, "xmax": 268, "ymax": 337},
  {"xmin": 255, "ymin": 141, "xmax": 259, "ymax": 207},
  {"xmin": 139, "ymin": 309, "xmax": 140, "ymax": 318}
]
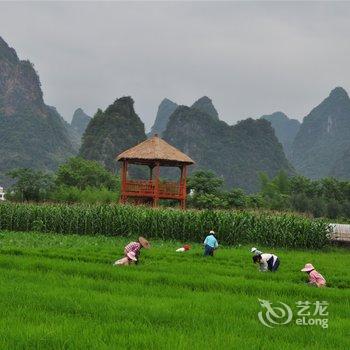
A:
[
  {"xmin": 149, "ymin": 98, "xmax": 178, "ymax": 136},
  {"xmin": 71, "ymin": 108, "xmax": 91, "ymax": 137},
  {"xmin": 0, "ymin": 36, "xmax": 76, "ymax": 186},
  {"xmin": 79, "ymin": 96, "xmax": 146, "ymax": 172},
  {"xmin": 163, "ymin": 104, "xmax": 294, "ymax": 192},
  {"xmin": 291, "ymin": 87, "xmax": 350, "ymax": 179},
  {"xmin": 191, "ymin": 96, "xmax": 219, "ymax": 119},
  {"xmin": 261, "ymin": 112, "xmax": 300, "ymax": 158}
]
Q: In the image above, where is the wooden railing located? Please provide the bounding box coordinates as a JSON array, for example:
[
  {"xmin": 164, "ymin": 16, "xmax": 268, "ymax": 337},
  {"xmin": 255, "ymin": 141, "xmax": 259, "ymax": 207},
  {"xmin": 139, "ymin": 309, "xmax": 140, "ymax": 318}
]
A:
[
  {"xmin": 125, "ymin": 180, "xmax": 154, "ymax": 195},
  {"xmin": 124, "ymin": 180, "xmax": 184, "ymax": 198}
]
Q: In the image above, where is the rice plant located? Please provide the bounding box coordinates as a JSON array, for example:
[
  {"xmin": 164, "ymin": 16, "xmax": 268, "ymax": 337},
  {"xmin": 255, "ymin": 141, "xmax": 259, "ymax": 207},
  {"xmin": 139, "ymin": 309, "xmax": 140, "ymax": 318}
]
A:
[{"xmin": 0, "ymin": 231, "xmax": 348, "ymax": 349}]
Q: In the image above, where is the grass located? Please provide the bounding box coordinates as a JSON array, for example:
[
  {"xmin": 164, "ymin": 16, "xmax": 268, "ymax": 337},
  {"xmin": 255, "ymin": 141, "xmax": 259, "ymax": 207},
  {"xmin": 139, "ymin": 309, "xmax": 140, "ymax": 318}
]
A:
[{"xmin": 0, "ymin": 231, "xmax": 349, "ymax": 349}]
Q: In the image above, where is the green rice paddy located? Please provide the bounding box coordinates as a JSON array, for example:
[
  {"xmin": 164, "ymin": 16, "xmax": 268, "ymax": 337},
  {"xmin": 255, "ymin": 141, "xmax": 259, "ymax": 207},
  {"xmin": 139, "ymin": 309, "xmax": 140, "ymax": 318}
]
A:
[{"xmin": 0, "ymin": 231, "xmax": 349, "ymax": 349}]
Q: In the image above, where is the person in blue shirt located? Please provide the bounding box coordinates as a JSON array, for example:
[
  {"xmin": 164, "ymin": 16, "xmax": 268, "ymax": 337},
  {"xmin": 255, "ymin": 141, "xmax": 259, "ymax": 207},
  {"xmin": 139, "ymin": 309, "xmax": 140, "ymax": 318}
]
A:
[{"xmin": 203, "ymin": 230, "xmax": 218, "ymax": 256}]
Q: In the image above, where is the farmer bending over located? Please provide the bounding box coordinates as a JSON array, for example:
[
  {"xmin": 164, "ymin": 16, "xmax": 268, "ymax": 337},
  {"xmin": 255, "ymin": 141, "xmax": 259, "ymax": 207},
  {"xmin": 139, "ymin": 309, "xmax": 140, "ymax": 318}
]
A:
[
  {"xmin": 301, "ymin": 263, "xmax": 326, "ymax": 287},
  {"xmin": 253, "ymin": 253, "xmax": 280, "ymax": 272},
  {"xmin": 114, "ymin": 251, "xmax": 137, "ymax": 266},
  {"xmin": 203, "ymin": 230, "xmax": 218, "ymax": 256},
  {"xmin": 124, "ymin": 236, "xmax": 150, "ymax": 264}
]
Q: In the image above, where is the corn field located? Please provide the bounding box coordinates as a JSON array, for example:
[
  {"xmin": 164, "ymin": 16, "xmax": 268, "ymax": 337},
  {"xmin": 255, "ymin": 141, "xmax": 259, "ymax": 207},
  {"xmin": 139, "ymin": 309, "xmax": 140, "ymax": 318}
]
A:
[{"xmin": 0, "ymin": 202, "xmax": 330, "ymax": 248}]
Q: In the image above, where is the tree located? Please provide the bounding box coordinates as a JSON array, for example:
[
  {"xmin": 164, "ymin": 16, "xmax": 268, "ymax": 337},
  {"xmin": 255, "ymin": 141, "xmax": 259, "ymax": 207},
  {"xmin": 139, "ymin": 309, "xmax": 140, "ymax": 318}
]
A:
[
  {"xmin": 7, "ymin": 168, "xmax": 54, "ymax": 202},
  {"xmin": 55, "ymin": 157, "xmax": 119, "ymax": 190},
  {"xmin": 271, "ymin": 170, "xmax": 290, "ymax": 195},
  {"xmin": 258, "ymin": 172, "xmax": 277, "ymax": 198},
  {"xmin": 247, "ymin": 194, "xmax": 264, "ymax": 208},
  {"xmin": 226, "ymin": 188, "xmax": 247, "ymax": 208},
  {"xmin": 258, "ymin": 171, "xmax": 292, "ymax": 210},
  {"xmin": 320, "ymin": 177, "xmax": 343, "ymax": 201},
  {"xmin": 190, "ymin": 193, "xmax": 228, "ymax": 210},
  {"xmin": 187, "ymin": 170, "xmax": 224, "ymax": 195},
  {"xmin": 326, "ymin": 199, "xmax": 341, "ymax": 219},
  {"xmin": 186, "ymin": 171, "xmax": 227, "ymax": 209},
  {"xmin": 309, "ymin": 197, "xmax": 326, "ymax": 218},
  {"xmin": 290, "ymin": 176, "xmax": 312, "ymax": 195},
  {"xmin": 290, "ymin": 193, "xmax": 309, "ymax": 213}
]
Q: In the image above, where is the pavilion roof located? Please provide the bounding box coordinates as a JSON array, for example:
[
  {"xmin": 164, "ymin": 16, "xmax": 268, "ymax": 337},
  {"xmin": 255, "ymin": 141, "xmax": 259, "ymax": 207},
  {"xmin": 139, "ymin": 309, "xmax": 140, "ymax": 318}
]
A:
[{"xmin": 117, "ymin": 135, "xmax": 195, "ymax": 165}]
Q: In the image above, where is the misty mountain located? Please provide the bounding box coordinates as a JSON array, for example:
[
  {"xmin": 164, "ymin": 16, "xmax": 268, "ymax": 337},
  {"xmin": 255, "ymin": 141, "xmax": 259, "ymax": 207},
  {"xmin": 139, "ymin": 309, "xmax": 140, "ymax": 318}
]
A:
[
  {"xmin": 163, "ymin": 104, "xmax": 293, "ymax": 192},
  {"xmin": 191, "ymin": 96, "xmax": 219, "ymax": 119},
  {"xmin": 71, "ymin": 108, "xmax": 91, "ymax": 137},
  {"xmin": 291, "ymin": 87, "xmax": 350, "ymax": 179},
  {"xmin": 149, "ymin": 98, "xmax": 178, "ymax": 136},
  {"xmin": 0, "ymin": 36, "xmax": 77, "ymax": 185},
  {"xmin": 331, "ymin": 147, "xmax": 350, "ymax": 179},
  {"xmin": 261, "ymin": 112, "xmax": 300, "ymax": 158},
  {"xmin": 79, "ymin": 96, "xmax": 146, "ymax": 172}
]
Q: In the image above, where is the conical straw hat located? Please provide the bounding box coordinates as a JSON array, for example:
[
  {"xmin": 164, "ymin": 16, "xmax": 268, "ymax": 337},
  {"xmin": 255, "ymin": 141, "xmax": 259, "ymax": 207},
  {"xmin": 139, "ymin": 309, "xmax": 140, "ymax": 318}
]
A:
[
  {"xmin": 301, "ymin": 263, "xmax": 315, "ymax": 272},
  {"xmin": 139, "ymin": 236, "xmax": 150, "ymax": 249}
]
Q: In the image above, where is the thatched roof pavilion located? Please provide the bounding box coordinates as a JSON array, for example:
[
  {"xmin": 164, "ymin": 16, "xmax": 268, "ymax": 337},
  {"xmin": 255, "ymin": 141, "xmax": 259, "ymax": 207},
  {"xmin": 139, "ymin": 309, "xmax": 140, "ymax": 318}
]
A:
[
  {"xmin": 117, "ymin": 134, "xmax": 194, "ymax": 166},
  {"xmin": 117, "ymin": 134, "xmax": 194, "ymax": 208}
]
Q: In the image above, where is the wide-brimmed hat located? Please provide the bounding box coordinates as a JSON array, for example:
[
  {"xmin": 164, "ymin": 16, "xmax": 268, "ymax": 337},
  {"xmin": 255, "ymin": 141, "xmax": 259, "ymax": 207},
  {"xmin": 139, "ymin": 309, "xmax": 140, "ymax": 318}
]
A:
[
  {"xmin": 138, "ymin": 236, "xmax": 150, "ymax": 249},
  {"xmin": 209, "ymin": 230, "xmax": 215, "ymax": 234},
  {"xmin": 127, "ymin": 251, "xmax": 137, "ymax": 261},
  {"xmin": 301, "ymin": 263, "xmax": 315, "ymax": 272},
  {"xmin": 251, "ymin": 247, "xmax": 257, "ymax": 253}
]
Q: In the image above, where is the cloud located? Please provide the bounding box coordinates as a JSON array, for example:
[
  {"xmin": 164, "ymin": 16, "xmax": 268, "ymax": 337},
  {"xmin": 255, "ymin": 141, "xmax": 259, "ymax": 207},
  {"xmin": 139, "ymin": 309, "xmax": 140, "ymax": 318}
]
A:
[{"xmin": 1, "ymin": 1, "xmax": 349, "ymax": 130}]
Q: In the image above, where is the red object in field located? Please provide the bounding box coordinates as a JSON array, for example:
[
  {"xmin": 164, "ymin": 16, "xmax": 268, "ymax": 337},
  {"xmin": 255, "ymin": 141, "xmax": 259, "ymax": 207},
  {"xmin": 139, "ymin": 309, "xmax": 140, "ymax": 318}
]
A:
[
  {"xmin": 183, "ymin": 245, "xmax": 191, "ymax": 251},
  {"xmin": 117, "ymin": 134, "xmax": 195, "ymax": 209}
]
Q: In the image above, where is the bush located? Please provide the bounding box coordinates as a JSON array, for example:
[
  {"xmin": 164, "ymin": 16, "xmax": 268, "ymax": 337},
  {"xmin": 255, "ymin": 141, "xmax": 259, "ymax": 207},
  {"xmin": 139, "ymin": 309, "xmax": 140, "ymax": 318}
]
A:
[
  {"xmin": 326, "ymin": 199, "xmax": 341, "ymax": 219},
  {"xmin": 50, "ymin": 186, "xmax": 119, "ymax": 204},
  {"xmin": 6, "ymin": 168, "xmax": 54, "ymax": 202},
  {"xmin": 56, "ymin": 157, "xmax": 119, "ymax": 190},
  {"xmin": 189, "ymin": 193, "xmax": 228, "ymax": 209}
]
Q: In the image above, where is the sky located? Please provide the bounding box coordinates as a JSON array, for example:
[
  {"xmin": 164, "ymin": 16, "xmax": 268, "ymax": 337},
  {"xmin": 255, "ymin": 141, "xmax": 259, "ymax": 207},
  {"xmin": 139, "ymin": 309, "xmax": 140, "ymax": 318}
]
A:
[{"xmin": 0, "ymin": 1, "xmax": 349, "ymax": 130}]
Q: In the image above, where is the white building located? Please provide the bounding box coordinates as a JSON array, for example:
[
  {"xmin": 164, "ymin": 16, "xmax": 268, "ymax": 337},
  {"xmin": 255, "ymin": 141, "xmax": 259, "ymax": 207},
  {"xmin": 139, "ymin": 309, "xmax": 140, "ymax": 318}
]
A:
[
  {"xmin": 0, "ymin": 186, "xmax": 5, "ymax": 201},
  {"xmin": 329, "ymin": 223, "xmax": 350, "ymax": 243}
]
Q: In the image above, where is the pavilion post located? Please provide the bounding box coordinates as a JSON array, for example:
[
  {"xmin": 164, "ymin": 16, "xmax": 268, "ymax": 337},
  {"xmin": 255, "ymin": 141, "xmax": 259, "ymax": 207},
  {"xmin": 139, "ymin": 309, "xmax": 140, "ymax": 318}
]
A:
[
  {"xmin": 180, "ymin": 165, "xmax": 184, "ymax": 195},
  {"xmin": 183, "ymin": 165, "xmax": 187, "ymax": 194},
  {"xmin": 180, "ymin": 165, "xmax": 187, "ymax": 209},
  {"xmin": 153, "ymin": 161, "xmax": 160, "ymax": 207},
  {"xmin": 120, "ymin": 160, "xmax": 128, "ymax": 204}
]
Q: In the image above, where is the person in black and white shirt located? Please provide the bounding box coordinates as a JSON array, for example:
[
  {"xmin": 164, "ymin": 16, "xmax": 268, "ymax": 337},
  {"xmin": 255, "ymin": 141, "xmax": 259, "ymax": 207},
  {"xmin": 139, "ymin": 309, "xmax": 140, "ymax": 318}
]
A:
[{"xmin": 253, "ymin": 253, "xmax": 280, "ymax": 272}]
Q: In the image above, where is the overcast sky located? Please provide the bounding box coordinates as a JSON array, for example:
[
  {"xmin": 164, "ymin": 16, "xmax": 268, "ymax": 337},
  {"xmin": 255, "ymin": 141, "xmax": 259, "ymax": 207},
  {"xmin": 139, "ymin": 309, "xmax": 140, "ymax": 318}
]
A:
[{"xmin": 1, "ymin": 1, "xmax": 349, "ymax": 130}]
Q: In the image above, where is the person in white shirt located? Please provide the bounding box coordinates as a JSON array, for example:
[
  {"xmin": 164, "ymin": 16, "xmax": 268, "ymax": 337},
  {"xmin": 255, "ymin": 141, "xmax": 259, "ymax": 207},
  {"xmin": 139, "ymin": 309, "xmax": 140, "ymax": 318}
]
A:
[{"xmin": 253, "ymin": 253, "xmax": 280, "ymax": 272}]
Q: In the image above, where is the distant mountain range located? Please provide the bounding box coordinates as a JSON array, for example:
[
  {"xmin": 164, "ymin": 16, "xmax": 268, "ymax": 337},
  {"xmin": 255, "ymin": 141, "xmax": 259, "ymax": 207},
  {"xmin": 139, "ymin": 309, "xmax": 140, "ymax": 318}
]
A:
[
  {"xmin": 149, "ymin": 98, "xmax": 178, "ymax": 136},
  {"xmin": 162, "ymin": 104, "xmax": 293, "ymax": 192},
  {"xmin": 79, "ymin": 96, "xmax": 146, "ymax": 172},
  {"xmin": 290, "ymin": 87, "xmax": 350, "ymax": 179},
  {"xmin": 260, "ymin": 112, "xmax": 300, "ymax": 158},
  {"xmin": 1, "ymin": 35, "xmax": 349, "ymax": 191},
  {"xmin": 71, "ymin": 108, "xmax": 91, "ymax": 137},
  {"xmin": 79, "ymin": 94, "xmax": 294, "ymax": 192},
  {"xmin": 191, "ymin": 96, "xmax": 219, "ymax": 119},
  {"xmin": 149, "ymin": 96, "xmax": 219, "ymax": 137},
  {"xmin": 332, "ymin": 146, "xmax": 350, "ymax": 179}
]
